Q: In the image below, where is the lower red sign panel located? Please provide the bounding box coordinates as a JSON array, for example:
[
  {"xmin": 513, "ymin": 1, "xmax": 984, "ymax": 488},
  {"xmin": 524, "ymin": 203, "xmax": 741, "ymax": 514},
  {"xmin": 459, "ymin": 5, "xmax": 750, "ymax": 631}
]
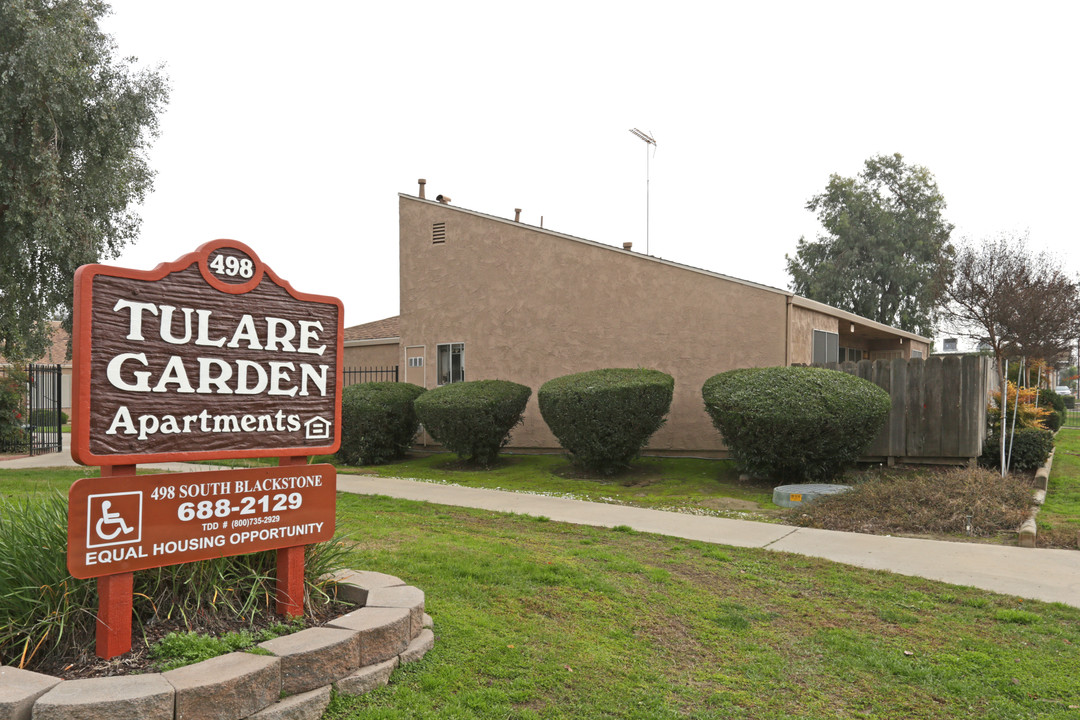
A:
[{"xmin": 67, "ymin": 465, "xmax": 336, "ymax": 579}]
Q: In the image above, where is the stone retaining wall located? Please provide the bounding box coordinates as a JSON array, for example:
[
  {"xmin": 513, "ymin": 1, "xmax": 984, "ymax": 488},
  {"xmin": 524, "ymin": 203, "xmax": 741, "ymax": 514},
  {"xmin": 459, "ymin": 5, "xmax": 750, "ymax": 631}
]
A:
[
  {"xmin": 1019, "ymin": 449, "xmax": 1055, "ymax": 548},
  {"xmin": 0, "ymin": 570, "xmax": 434, "ymax": 720}
]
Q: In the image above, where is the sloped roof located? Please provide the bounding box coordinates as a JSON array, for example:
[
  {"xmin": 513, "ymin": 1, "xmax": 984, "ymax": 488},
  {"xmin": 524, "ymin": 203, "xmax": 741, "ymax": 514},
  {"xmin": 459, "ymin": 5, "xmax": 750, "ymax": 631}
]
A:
[
  {"xmin": 0, "ymin": 321, "xmax": 71, "ymax": 366},
  {"xmin": 343, "ymin": 315, "xmax": 400, "ymax": 343},
  {"xmin": 400, "ymin": 194, "xmax": 931, "ymax": 344}
]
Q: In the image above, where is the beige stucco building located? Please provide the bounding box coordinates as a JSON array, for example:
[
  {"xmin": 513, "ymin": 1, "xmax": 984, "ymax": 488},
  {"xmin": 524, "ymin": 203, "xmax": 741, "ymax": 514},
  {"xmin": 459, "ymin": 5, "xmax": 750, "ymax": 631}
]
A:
[{"xmin": 347, "ymin": 185, "xmax": 930, "ymax": 455}]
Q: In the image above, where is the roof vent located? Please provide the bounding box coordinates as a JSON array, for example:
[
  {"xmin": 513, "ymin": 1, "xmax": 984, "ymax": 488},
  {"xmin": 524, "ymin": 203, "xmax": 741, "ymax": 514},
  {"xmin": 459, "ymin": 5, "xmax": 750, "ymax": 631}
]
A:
[
  {"xmin": 418, "ymin": 178, "xmax": 426, "ymax": 199},
  {"xmin": 436, "ymin": 194, "xmax": 451, "ymax": 204},
  {"xmin": 514, "ymin": 208, "xmax": 521, "ymax": 222},
  {"xmin": 623, "ymin": 242, "xmax": 633, "ymax": 251}
]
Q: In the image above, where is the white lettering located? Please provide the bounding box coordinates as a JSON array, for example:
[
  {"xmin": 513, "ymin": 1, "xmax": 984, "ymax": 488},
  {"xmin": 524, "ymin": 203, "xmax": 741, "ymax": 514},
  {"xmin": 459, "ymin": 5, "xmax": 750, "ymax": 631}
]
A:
[
  {"xmin": 268, "ymin": 362, "xmax": 297, "ymax": 397},
  {"xmin": 113, "ymin": 299, "xmax": 159, "ymax": 340},
  {"xmin": 235, "ymin": 360, "xmax": 268, "ymax": 394},
  {"xmin": 106, "ymin": 406, "xmax": 136, "ymax": 436},
  {"xmin": 152, "ymin": 356, "xmax": 195, "ymax": 393},
  {"xmin": 227, "ymin": 315, "xmax": 263, "ymax": 350},
  {"xmin": 195, "ymin": 309, "xmax": 226, "ymax": 347},
  {"xmin": 197, "ymin": 358, "xmax": 234, "ymax": 394},
  {"xmin": 298, "ymin": 364, "xmax": 328, "ymax": 396},
  {"xmin": 107, "ymin": 353, "xmax": 152, "ymax": 392},
  {"xmin": 138, "ymin": 414, "xmax": 159, "ymax": 440},
  {"xmin": 298, "ymin": 321, "xmax": 325, "ymax": 355},
  {"xmin": 265, "ymin": 317, "xmax": 296, "ymax": 352},
  {"xmin": 159, "ymin": 305, "xmax": 194, "ymax": 345}
]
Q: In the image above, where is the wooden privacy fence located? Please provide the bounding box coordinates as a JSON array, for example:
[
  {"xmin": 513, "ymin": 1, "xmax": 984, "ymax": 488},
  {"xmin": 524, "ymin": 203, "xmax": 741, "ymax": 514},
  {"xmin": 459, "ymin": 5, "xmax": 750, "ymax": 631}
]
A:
[{"xmin": 809, "ymin": 355, "xmax": 995, "ymax": 465}]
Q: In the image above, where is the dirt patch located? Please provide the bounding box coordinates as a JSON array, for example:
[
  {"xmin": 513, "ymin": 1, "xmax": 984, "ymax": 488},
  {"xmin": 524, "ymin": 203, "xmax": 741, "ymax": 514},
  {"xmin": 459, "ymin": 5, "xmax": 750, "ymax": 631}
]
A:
[
  {"xmin": 782, "ymin": 466, "xmax": 1034, "ymax": 540},
  {"xmin": 435, "ymin": 457, "xmax": 521, "ymax": 472},
  {"xmin": 551, "ymin": 463, "xmax": 660, "ymax": 484}
]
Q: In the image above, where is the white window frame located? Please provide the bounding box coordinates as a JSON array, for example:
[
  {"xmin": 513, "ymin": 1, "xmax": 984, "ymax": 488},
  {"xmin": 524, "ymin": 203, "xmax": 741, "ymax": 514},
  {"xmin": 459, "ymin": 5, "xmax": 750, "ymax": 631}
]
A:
[{"xmin": 436, "ymin": 342, "xmax": 465, "ymax": 385}]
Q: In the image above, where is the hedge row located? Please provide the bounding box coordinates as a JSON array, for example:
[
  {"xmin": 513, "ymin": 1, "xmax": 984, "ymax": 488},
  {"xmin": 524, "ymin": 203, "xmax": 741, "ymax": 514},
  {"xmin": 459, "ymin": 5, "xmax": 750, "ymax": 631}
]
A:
[
  {"xmin": 339, "ymin": 370, "xmax": 674, "ymax": 470},
  {"xmin": 340, "ymin": 365, "xmax": 1049, "ymax": 482}
]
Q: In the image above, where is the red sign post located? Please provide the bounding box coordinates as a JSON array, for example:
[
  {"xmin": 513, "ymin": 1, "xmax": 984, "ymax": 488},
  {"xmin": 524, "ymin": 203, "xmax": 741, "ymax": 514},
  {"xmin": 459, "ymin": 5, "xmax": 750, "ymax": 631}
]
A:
[{"xmin": 69, "ymin": 240, "xmax": 342, "ymax": 658}]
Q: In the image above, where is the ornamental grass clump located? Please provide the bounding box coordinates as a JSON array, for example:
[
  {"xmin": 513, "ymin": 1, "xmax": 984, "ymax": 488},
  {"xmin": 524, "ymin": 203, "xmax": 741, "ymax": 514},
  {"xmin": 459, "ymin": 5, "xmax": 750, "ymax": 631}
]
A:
[
  {"xmin": 0, "ymin": 492, "xmax": 351, "ymax": 674},
  {"xmin": 538, "ymin": 368, "xmax": 674, "ymax": 475},
  {"xmin": 414, "ymin": 380, "xmax": 532, "ymax": 466},
  {"xmin": 338, "ymin": 382, "xmax": 426, "ymax": 465},
  {"xmin": 702, "ymin": 366, "xmax": 891, "ymax": 482}
]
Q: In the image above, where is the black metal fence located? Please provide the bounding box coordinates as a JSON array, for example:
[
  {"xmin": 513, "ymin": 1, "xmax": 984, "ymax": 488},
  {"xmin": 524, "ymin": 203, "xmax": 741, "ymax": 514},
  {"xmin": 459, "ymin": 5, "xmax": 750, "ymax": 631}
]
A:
[
  {"xmin": 1, "ymin": 364, "xmax": 63, "ymax": 455},
  {"xmin": 342, "ymin": 366, "xmax": 399, "ymax": 387}
]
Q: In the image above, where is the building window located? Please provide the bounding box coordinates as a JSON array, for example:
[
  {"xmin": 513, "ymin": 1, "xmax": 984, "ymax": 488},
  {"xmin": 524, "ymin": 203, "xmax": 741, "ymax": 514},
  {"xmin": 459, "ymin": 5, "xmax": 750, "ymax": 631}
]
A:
[
  {"xmin": 813, "ymin": 330, "xmax": 839, "ymax": 364},
  {"xmin": 943, "ymin": 338, "xmax": 957, "ymax": 352},
  {"xmin": 911, "ymin": 350, "xmax": 923, "ymax": 359},
  {"xmin": 437, "ymin": 343, "xmax": 464, "ymax": 385},
  {"xmin": 840, "ymin": 347, "xmax": 863, "ymax": 363},
  {"xmin": 408, "ymin": 357, "xmax": 424, "ymax": 368}
]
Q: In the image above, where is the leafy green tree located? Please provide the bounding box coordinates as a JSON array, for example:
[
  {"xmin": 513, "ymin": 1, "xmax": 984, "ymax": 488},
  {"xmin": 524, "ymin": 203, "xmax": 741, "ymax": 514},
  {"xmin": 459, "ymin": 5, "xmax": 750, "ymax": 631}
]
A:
[
  {"xmin": 942, "ymin": 233, "xmax": 1080, "ymax": 474},
  {"xmin": 0, "ymin": 0, "xmax": 168, "ymax": 360},
  {"xmin": 786, "ymin": 153, "xmax": 954, "ymax": 337}
]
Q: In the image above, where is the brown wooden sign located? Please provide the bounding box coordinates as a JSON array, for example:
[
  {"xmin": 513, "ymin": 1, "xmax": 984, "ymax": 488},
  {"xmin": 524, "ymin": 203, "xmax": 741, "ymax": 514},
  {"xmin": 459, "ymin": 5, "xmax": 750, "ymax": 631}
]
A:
[
  {"xmin": 67, "ymin": 465, "xmax": 336, "ymax": 579},
  {"xmin": 71, "ymin": 240, "xmax": 343, "ymax": 465}
]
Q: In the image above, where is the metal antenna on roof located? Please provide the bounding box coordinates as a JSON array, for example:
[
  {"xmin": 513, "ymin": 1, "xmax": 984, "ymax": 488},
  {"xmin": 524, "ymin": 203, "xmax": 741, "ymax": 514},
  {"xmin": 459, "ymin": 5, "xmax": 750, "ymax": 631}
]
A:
[{"xmin": 629, "ymin": 128, "xmax": 656, "ymax": 255}]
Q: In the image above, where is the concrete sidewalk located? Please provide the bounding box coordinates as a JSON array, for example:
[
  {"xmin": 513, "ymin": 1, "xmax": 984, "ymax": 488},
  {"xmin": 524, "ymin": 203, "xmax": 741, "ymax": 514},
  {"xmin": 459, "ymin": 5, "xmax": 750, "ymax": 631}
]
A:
[
  {"xmin": 0, "ymin": 434, "xmax": 227, "ymax": 474},
  {"xmin": 4, "ymin": 443, "xmax": 1079, "ymax": 609}
]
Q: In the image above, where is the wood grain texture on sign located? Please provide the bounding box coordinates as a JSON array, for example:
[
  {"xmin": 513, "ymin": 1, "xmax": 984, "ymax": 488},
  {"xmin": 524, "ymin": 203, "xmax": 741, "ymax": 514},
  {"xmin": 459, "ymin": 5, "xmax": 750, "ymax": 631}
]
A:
[{"xmin": 71, "ymin": 240, "xmax": 343, "ymax": 465}]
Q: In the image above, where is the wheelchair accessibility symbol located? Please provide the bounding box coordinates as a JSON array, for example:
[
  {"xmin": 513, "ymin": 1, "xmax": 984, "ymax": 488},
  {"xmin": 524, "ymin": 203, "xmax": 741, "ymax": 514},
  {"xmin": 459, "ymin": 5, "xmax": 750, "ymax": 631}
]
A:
[{"xmin": 86, "ymin": 492, "xmax": 142, "ymax": 548}]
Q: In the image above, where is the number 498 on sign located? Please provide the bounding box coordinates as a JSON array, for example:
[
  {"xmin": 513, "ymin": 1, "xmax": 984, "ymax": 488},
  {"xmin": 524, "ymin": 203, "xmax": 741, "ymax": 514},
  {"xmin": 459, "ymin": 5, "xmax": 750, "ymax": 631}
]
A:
[{"xmin": 208, "ymin": 252, "xmax": 254, "ymax": 279}]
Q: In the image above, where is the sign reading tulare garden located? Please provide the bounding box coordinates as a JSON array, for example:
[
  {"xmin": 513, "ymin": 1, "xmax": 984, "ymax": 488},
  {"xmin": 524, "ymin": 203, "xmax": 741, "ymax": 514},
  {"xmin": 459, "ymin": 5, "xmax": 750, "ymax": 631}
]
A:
[
  {"xmin": 71, "ymin": 240, "xmax": 343, "ymax": 465},
  {"xmin": 68, "ymin": 239, "xmax": 343, "ymax": 660}
]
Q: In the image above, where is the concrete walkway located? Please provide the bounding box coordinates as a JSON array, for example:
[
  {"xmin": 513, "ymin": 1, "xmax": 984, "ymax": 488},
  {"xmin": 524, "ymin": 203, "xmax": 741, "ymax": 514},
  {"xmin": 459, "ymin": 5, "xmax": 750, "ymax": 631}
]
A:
[
  {"xmin": 0, "ymin": 434, "xmax": 227, "ymax": 473},
  {"xmin": 4, "ymin": 442, "xmax": 1079, "ymax": 609}
]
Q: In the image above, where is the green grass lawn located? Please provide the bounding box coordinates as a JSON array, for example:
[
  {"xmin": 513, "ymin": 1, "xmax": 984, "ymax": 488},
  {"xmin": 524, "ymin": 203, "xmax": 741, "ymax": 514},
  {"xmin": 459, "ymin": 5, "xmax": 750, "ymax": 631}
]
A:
[
  {"xmin": 1041, "ymin": 427, "xmax": 1080, "ymax": 543},
  {"xmin": 324, "ymin": 493, "xmax": 1080, "ymax": 719},
  {"xmin": 336, "ymin": 453, "xmax": 779, "ymax": 519},
  {"xmin": 2, "ymin": 468, "xmax": 1079, "ymax": 717},
  {"xmin": 0, "ymin": 467, "xmax": 171, "ymax": 499}
]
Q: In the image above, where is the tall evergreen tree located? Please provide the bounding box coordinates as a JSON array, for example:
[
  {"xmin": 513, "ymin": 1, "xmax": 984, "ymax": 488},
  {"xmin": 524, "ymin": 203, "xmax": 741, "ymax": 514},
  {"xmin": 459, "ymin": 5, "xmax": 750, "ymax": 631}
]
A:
[
  {"xmin": 0, "ymin": 0, "xmax": 168, "ymax": 359},
  {"xmin": 786, "ymin": 153, "xmax": 954, "ymax": 337}
]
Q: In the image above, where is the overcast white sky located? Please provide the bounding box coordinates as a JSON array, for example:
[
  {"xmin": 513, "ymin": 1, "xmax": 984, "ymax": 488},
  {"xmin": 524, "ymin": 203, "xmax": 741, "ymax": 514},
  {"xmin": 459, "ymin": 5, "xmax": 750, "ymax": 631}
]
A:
[{"xmin": 100, "ymin": 1, "xmax": 1080, "ymax": 333}]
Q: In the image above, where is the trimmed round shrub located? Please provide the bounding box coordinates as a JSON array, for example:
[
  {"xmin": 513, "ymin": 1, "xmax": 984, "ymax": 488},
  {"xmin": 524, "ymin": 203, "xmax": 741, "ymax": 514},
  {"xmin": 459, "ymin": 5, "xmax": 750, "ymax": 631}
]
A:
[
  {"xmin": 980, "ymin": 427, "xmax": 1054, "ymax": 472},
  {"xmin": 702, "ymin": 366, "xmax": 891, "ymax": 482},
  {"xmin": 538, "ymin": 368, "xmax": 674, "ymax": 474},
  {"xmin": 338, "ymin": 382, "xmax": 426, "ymax": 465},
  {"xmin": 414, "ymin": 380, "xmax": 531, "ymax": 466}
]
